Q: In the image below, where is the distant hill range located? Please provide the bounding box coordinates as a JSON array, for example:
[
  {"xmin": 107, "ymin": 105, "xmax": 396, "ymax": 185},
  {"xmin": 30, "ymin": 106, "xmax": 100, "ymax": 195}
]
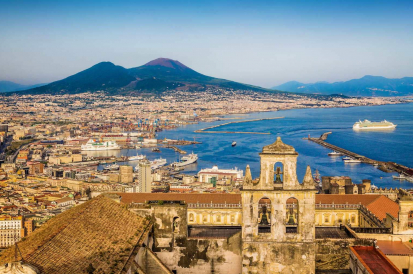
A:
[
  {"xmin": 273, "ymin": 75, "xmax": 413, "ymax": 97},
  {"xmin": 5, "ymin": 58, "xmax": 274, "ymax": 95},
  {"xmin": 0, "ymin": 81, "xmax": 46, "ymax": 93}
]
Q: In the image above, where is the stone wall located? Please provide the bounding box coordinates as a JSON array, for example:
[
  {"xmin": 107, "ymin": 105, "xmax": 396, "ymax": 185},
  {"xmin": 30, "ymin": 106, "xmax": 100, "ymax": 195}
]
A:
[
  {"xmin": 315, "ymin": 238, "xmax": 374, "ymax": 271},
  {"xmin": 155, "ymin": 232, "xmax": 242, "ymax": 274}
]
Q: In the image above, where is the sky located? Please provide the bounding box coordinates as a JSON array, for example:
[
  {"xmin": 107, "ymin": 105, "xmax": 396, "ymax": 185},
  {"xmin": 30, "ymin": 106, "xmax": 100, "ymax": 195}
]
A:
[{"xmin": 1, "ymin": 0, "xmax": 413, "ymax": 87}]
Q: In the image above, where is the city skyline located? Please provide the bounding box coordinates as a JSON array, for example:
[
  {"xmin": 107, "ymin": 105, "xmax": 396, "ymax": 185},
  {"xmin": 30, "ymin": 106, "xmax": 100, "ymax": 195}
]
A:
[{"xmin": 1, "ymin": 0, "xmax": 413, "ymax": 87}]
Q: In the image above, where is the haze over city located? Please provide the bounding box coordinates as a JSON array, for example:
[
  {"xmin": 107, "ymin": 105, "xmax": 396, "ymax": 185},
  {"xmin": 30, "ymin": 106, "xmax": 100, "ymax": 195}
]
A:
[{"xmin": 1, "ymin": 0, "xmax": 413, "ymax": 87}]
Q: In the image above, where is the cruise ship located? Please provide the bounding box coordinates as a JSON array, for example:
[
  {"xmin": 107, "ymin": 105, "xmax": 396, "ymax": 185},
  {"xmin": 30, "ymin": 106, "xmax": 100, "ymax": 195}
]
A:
[
  {"xmin": 128, "ymin": 154, "xmax": 146, "ymax": 161},
  {"xmin": 81, "ymin": 139, "xmax": 121, "ymax": 151},
  {"xmin": 151, "ymin": 158, "xmax": 167, "ymax": 169},
  {"xmin": 353, "ymin": 120, "xmax": 396, "ymax": 130},
  {"xmin": 172, "ymin": 153, "xmax": 198, "ymax": 167}
]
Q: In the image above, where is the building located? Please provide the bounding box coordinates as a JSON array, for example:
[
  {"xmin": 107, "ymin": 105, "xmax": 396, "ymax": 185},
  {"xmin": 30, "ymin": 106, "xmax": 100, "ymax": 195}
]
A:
[
  {"xmin": 197, "ymin": 165, "xmax": 243, "ymax": 185},
  {"xmin": 27, "ymin": 161, "xmax": 44, "ymax": 175},
  {"xmin": 0, "ymin": 216, "xmax": 24, "ymax": 248},
  {"xmin": 119, "ymin": 165, "xmax": 133, "ymax": 184},
  {"xmin": 138, "ymin": 160, "xmax": 152, "ymax": 193},
  {"xmin": 350, "ymin": 246, "xmax": 402, "ymax": 274}
]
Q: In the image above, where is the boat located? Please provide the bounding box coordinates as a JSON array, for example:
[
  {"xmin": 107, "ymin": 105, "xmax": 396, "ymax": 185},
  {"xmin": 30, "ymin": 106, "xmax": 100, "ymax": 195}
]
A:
[
  {"xmin": 172, "ymin": 152, "xmax": 198, "ymax": 167},
  {"xmin": 343, "ymin": 158, "xmax": 361, "ymax": 163},
  {"xmin": 81, "ymin": 139, "xmax": 120, "ymax": 151},
  {"xmin": 151, "ymin": 158, "xmax": 167, "ymax": 169},
  {"xmin": 353, "ymin": 119, "xmax": 397, "ymax": 130},
  {"xmin": 152, "ymin": 148, "xmax": 161, "ymax": 152},
  {"xmin": 232, "ymin": 141, "xmax": 237, "ymax": 147},
  {"xmin": 103, "ymin": 163, "xmax": 120, "ymax": 170},
  {"xmin": 371, "ymin": 184, "xmax": 378, "ymax": 190},
  {"xmin": 393, "ymin": 174, "xmax": 407, "ymax": 180},
  {"xmin": 342, "ymin": 157, "xmax": 351, "ymax": 161},
  {"xmin": 128, "ymin": 154, "xmax": 146, "ymax": 161},
  {"xmin": 328, "ymin": 151, "xmax": 343, "ymax": 156}
]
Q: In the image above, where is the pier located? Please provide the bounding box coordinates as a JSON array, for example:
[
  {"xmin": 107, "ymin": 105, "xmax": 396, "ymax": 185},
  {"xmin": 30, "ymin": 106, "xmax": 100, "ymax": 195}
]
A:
[
  {"xmin": 165, "ymin": 145, "xmax": 187, "ymax": 154},
  {"xmin": 194, "ymin": 117, "xmax": 284, "ymax": 134},
  {"xmin": 306, "ymin": 132, "xmax": 413, "ymax": 176}
]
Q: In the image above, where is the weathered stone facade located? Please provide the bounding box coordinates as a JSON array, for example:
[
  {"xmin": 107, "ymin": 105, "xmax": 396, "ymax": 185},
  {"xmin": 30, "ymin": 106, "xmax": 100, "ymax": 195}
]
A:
[{"xmin": 241, "ymin": 137, "xmax": 317, "ymax": 273}]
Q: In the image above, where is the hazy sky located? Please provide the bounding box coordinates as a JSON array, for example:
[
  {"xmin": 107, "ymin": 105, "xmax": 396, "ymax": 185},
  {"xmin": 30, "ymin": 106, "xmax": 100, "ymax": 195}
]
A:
[{"xmin": 1, "ymin": 0, "xmax": 413, "ymax": 87}]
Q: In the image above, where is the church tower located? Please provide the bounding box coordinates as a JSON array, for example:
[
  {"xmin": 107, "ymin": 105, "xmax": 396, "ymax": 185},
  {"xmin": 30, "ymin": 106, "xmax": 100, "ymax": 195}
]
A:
[{"xmin": 241, "ymin": 137, "xmax": 316, "ymax": 273}]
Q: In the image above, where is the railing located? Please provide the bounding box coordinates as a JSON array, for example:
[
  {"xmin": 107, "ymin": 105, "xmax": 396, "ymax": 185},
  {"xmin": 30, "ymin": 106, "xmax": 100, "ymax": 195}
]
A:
[
  {"xmin": 351, "ymin": 227, "xmax": 391, "ymax": 234},
  {"xmin": 315, "ymin": 203, "xmax": 360, "ymax": 209},
  {"xmin": 359, "ymin": 205, "xmax": 386, "ymax": 228},
  {"xmin": 187, "ymin": 203, "xmax": 242, "ymax": 208}
]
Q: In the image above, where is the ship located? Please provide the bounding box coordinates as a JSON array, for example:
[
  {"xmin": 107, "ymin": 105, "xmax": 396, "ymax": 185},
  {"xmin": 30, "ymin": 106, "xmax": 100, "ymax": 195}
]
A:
[
  {"xmin": 343, "ymin": 158, "xmax": 361, "ymax": 163},
  {"xmin": 172, "ymin": 152, "xmax": 198, "ymax": 167},
  {"xmin": 128, "ymin": 154, "xmax": 146, "ymax": 161},
  {"xmin": 328, "ymin": 151, "xmax": 343, "ymax": 156},
  {"xmin": 152, "ymin": 148, "xmax": 161, "ymax": 152},
  {"xmin": 81, "ymin": 139, "xmax": 120, "ymax": 151},
  {"xmin": 232, "ymin": 141, "xmax": 237, "ymax": 147},
  {"xmin": 353, "ymin": 120, "xmax": 397, "ymax": 130},
  {"xmin": 393, "ymin": 174, "xmax": 407, "ymax": 180},
  {"xmin": 151, "ymin": 158, "xmax": 167, "ymax": 169},
  {"xmin": 103, "ymin": 163, "xmax": 120, "ymax": 170}
]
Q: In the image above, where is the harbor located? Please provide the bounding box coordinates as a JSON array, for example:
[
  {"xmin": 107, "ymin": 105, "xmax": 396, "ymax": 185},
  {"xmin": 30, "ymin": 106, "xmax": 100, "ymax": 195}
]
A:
[
  {"xmin": 194, "ymin": 117, "xmax": 284, "ymax": 134},
  {"xmin": 306, "ymin": 132, "xmax": 413, "ymax": 178}
]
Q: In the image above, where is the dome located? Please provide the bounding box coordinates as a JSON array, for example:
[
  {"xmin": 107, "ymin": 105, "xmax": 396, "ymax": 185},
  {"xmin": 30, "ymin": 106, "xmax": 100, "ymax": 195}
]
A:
[
  {"xmin": 0, "ymin": 262, "xmax": 39, "ymax": 274},
  {"xmin": 261, "ymin": 137, "xmax": 297, "ymax": 154}
]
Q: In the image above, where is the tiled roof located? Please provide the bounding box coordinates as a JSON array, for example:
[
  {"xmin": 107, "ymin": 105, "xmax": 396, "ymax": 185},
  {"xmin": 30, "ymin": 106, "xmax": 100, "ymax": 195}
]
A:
[
  {"xmin": 316, "ymin": 194, "xmax": 399, "ymax": 220},
  {"xmin": 119, "ymin": 193, "xmax": 400, "ymax": 220},
  {"xmin": 377, "ymin": 241, "xmax": 413, "ymax": 256},
  {"xmin": 351, "ymin": 246, "xmax": 402, "ymax": 274},
  {"xmin": 118, "ymin": 193, "xmax": 242, "ymax": 204}
]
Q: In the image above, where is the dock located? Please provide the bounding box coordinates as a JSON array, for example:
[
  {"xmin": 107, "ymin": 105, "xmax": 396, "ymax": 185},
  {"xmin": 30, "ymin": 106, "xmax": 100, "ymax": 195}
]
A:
[
  {"xmin": 165, "ymin": 145, "xmax": 187, "ymax": 154},
  {"xmin": 306, "ymin": 132, "xmax": 413, "ymax": 176},
  {"xmin": 194, "ymin": 117, "xmax": 284, "ymax": 134}
]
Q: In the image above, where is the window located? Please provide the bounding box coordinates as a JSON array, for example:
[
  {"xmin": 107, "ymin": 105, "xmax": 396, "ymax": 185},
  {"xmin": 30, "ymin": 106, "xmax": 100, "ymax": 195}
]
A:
[
  {"xmin": 203, "ymin": 215, "xmax": 208, "ymax": 223},
  {"xmin": 189, "ymin": 213, "xmax": 194, "ymax": 222},
  {"xmin": 231, "ymin": 215, "xmax": 235, "ymax": 223},
  {"xmin": 324, "ymin": 214, "xmax": 330, "ymax": 223},
  {"xmin": 351, "ymin": 215, "xmax": 356, "ymax": 223},
  {"xmin": 286, "ymin": 197, "xmax": 298, "ymax": 233},
  {"xmin": 216, "ymin": 215, "xmax": 221, "ymax": 222},
  {"xmin": 273, "ymin": 162, "xmax": 284, "ymax": 185}
]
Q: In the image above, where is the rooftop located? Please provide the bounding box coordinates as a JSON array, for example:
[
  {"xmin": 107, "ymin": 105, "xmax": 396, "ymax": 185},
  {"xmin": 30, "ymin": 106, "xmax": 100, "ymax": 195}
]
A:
[
  {"xmin": 0, "ymin": 195, "xmax": 151, "ymax": 274},
  {"xmin": 351, "ymin": 246, "xmax": 402, "ymax": 274}
]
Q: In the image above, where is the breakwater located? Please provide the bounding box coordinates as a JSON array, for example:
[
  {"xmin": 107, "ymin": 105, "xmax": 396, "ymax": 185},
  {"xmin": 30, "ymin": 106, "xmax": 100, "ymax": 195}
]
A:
[
  {"xmin": 194, "ymin": 117, "xmax": 284, "ymax": 134},
  {"xmin": 307, "ymin": 132, "xmax": 413, "ymax": 176}
]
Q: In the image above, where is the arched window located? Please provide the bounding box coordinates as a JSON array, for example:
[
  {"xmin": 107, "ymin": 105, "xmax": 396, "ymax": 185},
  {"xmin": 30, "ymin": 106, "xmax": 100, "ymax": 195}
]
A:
[
  {"xmin": 203, "ymin": 215, "xmax": 208, "ymax": 223},
  {"xmin": 286, "ymin": 197, "xmax": 298, "ymax": 233},
  {"xmin": 258, "ymin": 197, "xmax": 271, "ymax": 233},
  {"xmin": 173, "ymin": 217, "xmax": 180, "ymax": 233},
  {"xmin": 216, "ymin": 215, "xmax": 221, "ymax": 222},
  {"xmin": 351, "ymin": 214, "xmax": 356, "ymax": 224},
  {"xmin": 189, "ymin": 213, "xmax": 194, "ymax": 222},
  {"xmin": 273, "ymin": 162, "xmax": 284, "ymax": 185},
  {"xmin": 230, "ymin": 215, "xmax": 235, "ymax": 223}
]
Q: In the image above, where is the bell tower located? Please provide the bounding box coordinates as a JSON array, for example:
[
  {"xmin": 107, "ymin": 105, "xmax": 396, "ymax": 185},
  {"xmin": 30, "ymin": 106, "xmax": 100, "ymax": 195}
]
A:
[{"xmin": 241, "ymin": 137, "xmax": 316, "ymax": 273}]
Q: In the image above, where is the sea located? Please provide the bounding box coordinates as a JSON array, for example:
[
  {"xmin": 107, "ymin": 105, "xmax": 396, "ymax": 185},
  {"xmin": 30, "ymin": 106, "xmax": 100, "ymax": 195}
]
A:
[{"xmin": 88, "ymin": 102, "xmax": 413, "ymax": 189}]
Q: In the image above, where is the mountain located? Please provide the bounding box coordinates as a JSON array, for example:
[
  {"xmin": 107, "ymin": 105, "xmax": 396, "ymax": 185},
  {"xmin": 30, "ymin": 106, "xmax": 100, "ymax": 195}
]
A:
[
  {"xmin": 9, "ymin": 58, "xmax": 275, "ymax": 95},
  {"xmin": 128, "ymin": 58, "xmax": 270, "ymax": 92},
  {"xmin": 17, "ymin": 62, "xmax": 136, "ymax": 95},
  {"xmin": 272, "ymin": 75, "xmax": 413, "ymax": 97},
  {"xmin": 0, "ymin": 81, "xmax": 45, "ymax": 93}
]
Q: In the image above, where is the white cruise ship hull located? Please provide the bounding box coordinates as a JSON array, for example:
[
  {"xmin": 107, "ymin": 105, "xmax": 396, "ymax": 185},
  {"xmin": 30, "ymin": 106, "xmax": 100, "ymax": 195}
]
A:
[
  {"xmin": 172, "ymin": 156, "xmax": 198, "ymax": 167},
  {"xmin": 353, "ymin": 125, "xmax": 396, "ymax": 130},
  {"xmin": 81, "ymin": 146, "xmax": 120, "ymax": 151}
]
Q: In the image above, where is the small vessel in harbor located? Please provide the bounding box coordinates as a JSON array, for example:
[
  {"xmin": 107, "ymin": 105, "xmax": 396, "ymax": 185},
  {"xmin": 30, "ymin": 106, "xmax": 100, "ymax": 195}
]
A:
[
  {"xmin": 152, "ymin": 148, "xmax": 161, "ymax": 152},
  {"xmin": 172, "ymin": 152, "xmax": 198, "ymax": 167},
  {"xmin": 232, "ymin": 141, "xmax": 237, "ymax": 147},
  {"xmin": 128, "ymin": 154, "xmax": 146, "ymax": 161},
  {"xmin": 343, "ymin": 158, "xmax": 361, "ymax": 163},
  {"xmin": 151, "ymin": 158, "xmax": 167, "ymax": 169},
  {"xmin": 342, "ymin": 157, "xmax": 351, "ymax": 161},
  {"xmin": 104, "ymin": 163, "xmax": 120, "ymax": 170},
  {"xmin": 353, "ymin": 120, "xmax": 397, "ymax": 130},
  {"xmin": 81, "ymin": 139, "xmax": 121, "ymax": 151},
  {"xmin": 328, "ymin": 151, "xmax": 343, "ymax": 156},
  {"xmin": 393, "ymin": 174, "xmax": 407, "ymax": 180}
]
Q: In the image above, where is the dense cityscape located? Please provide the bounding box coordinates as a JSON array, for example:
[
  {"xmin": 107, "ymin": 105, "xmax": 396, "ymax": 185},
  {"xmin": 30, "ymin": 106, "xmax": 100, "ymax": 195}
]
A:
[{"xmin": 1, "ymin": 0, "xmax": 413, "ymax": 273}]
